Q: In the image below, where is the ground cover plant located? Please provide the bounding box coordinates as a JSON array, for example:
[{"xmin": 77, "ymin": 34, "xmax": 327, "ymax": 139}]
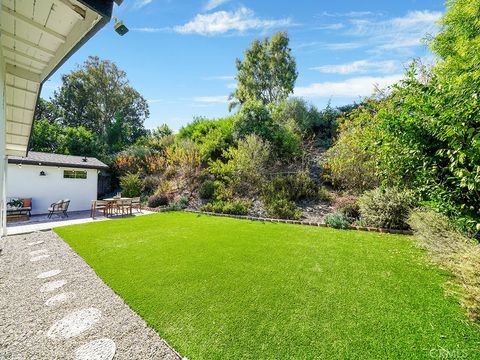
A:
[{"xmin": 56, "ymin": 212, "xmax": 480, "ymax": 359}]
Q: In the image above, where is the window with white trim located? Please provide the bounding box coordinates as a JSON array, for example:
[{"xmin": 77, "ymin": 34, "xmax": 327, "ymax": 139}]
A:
[{"xmin": 63, "ymin": 170, "xmax": 87, "ymax": 179}]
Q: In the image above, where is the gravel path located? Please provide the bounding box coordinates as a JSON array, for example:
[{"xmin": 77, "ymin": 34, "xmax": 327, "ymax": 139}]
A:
[{"xmin": 0, "ymin": 230, "xmax": 182, "ymax": 360}]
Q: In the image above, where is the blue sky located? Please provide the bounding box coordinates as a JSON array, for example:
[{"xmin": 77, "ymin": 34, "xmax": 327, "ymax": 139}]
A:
[{"xmin": 41, "ymin": 0, "xmax": 446, "ymax": 131}]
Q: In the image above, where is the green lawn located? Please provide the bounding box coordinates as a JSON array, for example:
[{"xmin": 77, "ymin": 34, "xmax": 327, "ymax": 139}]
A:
[{"xmin": 55, "ymin": 212, "xmax": 480, "ymax": 359}]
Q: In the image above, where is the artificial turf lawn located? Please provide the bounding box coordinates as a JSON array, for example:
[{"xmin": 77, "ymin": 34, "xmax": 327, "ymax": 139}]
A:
[{"xmin": 55, "ymin": 212, "xmax": 480, "ymax": 359}]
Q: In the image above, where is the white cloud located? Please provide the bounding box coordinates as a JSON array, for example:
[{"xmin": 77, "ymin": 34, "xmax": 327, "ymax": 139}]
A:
[
  {"xmin": 351, "ymin": 10, "xmax": 441, "ymax": 35},
  {"xmin": 173, "ymin": 7, "xmax": 292, "ymax": 35},
  {"xmin": 390, "ymin": 10, "xmax": 442, "ymax": 27},
  {"xmin": 295, "ymin": 41, "xmax": 363, "ymax": 51},
  {"xmin": 132, "ymin": 27, "xmax": 170, "ymax": 33},
  {"xmin": 294, "ymin": 74, "xmax": 403, "ymax": 98},
  {"xmin": 203, "ymin": 75, "xmax": 235, "ymax": 80},
  {"xmin": 349, "ymin": 10, "xmax": 442, "ymax": 53},
  {"xmin": 321, "ymin": 11, "xmax": 378, "ymax": 18},
  {"xmin": 311, "ymin": 60, "xmax": 398, "ymax": 74},
  {"xmin": 194, "ymin": 95, "xmax": 229, "ymax": 103},
  {"xmin": 204, "ymin": 0, "xmax": 230, "ymax": 11},
  {"xmin": 314, "ymin": 23, "xmax": 344, "ymax": 30},
  {"xmin": 378, "ymin": 38, "xmax": 423, "ymax": 50},
  {"xmin": 134, "ymin": 0, "xmax": 153, "ymax": 9},
  {"xmin": 325, "ymin": 42, "xmax": 363, "ymax": 50}
]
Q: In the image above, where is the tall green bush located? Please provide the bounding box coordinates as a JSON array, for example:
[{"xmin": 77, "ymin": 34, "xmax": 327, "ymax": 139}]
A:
[
  {"xmin": 119, "ymin": 173, "xmax": 143, "ymax": 198},
  {"xmin": 208, "ymin": 134, "xmax": 271, "ymax": 196},
  {"xmin": 264, "ymin": 197, "xmax": 302, "ymax": 220},
  {"xmin": 359, "ymin": 188, "xmax": 415, "ymax": 230},
  {"xmin": 262, "ymin": 172, "xmax": 319, "ymax": 203},
  {"xmin": 272, "ymin": 98, "xmax": 338, "ymax": 146},
  {"xmin": 178, "ymin": 117, "xmax": 234, "ymax": 160},
  {"xmin": 234, "ymin": 100, "xmax": 300, "ymax": 158}
]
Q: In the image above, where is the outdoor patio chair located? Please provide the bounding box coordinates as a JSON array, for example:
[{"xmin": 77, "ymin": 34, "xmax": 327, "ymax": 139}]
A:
[
  {"xmin": 48, "ymin": 199, "xmax": 70, "ymax": 218},
  {"xmin": 91, "ymin": 200, "xmax": 108, "ymax": 219},
  {"xmin": 131, "ymin": 197, "xmax": 142, "ymax": 213},
  {"xmin": 115, "ymin": 198, "xmax": 132, "ymax": 217}
]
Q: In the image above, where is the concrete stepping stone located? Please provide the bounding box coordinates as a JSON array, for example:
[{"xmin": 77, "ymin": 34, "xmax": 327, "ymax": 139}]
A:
[
  {"xmin": 45, "ymin": 292, "xmax": 76, "ymax": 307},
  {"xmin": 30, "ymin": 249, "xmax": 48, "ymax": 257},
  {"xmin": 37, "ymin": 269, "xmax": 62, "ymax": 279},
  {"xmin": 47, "ymin": 308, "xmax": 102, "ymax": 339},
  {"xmin": 30, "ymin": 254, "xmax": 50, "ymax": 262},
  {"xmin": 74, "ymin": 338, "xmax": 116, "ymax": 360},
  {"xmin": 40, "ymin": 280, "xmax": 67, "ymax": 293},
  {"xmin": 28, "ymin": 240, "xmax": 44, "ymax": 246}
]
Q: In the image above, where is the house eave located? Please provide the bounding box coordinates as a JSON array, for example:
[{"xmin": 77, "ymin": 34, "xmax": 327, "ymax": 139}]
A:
[
  {"xmin": 7, "ymin": 158, "xmax": 108, "ymax": 170},
  {"xmin": 1, "ymin": 0, "xmax": 116, "ymax": 157}
]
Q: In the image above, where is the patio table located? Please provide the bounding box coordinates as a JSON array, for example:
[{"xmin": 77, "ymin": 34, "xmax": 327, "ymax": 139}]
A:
[{"xmin": 94, "ymin": 198, "xmax": 133, "ymax": 218}]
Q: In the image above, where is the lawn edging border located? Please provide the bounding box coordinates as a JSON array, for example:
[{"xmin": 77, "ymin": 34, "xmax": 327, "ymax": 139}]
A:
[{"xmin": 143, "ymin": 207, "xmax": 413, "ymax": 235}]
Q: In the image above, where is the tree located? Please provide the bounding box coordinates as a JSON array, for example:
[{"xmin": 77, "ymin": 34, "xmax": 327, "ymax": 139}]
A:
[
  {"xmin": 63, "ymin": 126, "xmax": 102, "ymax": 157},
  {"xmin": 52, "ymin": 56, "xmax": 149, "ymax": 152},
  {"xmin": 233, "ymin": 100, "xmax": 300, "ymax": 158},
  {"xmin": 30, "ymin": 120, "xmax": 102, "ymax": 157},
  {"xmin": 179, "ymin": 117, "xmax": 235, "ymax": 160},
  {"xmin": 30, "ymin": 119, "xmax": 63, "ymax": 152},
  {"xmin": 271, "ymin": 98, "xmax": 340, "ymax": 146},
  {"xmin": 152, "ymin": 124, "xmax": 173, "ymax": 139},
  {"xmin": 34, "ymin": 98, "xmax": 60, "ymax": 124},
  {"xmin": 230, "ymin": 32, "xmax": 297, "ymax": 109}
]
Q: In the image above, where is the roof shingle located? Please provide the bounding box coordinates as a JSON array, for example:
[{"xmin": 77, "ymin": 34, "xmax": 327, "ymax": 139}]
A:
[{"xmin": 8, "ymin": 152, "xmax": 108, "ymax": 170}]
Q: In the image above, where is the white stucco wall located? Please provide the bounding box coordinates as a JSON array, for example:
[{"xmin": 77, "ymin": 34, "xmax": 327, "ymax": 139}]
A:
[{"xmin": 6, "ymin": 164, "xmax": 99, "ymax": 215}]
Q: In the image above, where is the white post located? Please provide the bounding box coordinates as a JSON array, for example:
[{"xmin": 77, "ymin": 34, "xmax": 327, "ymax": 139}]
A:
[
  {"xmin": 1, "ymin": 157, "xmax": 6, "ymax": 237},
  {"xmin": 0, "ymin": 14, "xmax": 6, "ymax": 238}
]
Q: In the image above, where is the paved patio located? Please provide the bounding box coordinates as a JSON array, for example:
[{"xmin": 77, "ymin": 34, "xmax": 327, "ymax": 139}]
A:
[
  {"xmin": 7, "ymin": 210, "xmax": 154, "ymax": 236},
  {"xmin": 0, "ymin": 230, "xmax": 181, "ymax": 360}
]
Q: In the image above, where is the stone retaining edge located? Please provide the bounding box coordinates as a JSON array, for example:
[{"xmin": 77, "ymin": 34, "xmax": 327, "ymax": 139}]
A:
[{"xmin": 144, "ymin": 208, "xmax": 413, "ymax": 235}]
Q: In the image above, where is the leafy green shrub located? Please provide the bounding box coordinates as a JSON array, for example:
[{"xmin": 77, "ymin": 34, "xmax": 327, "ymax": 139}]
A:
[
  {"xmin": 317, "ymin": 186, "xmax": 333, "ymax": 203},
  {"xmin": 322, "ymin": 118, "xmax": 379, "ymax": 193},
  {"xmin": 271, "ymin": 98, "xmax": 338, "ymax": 146},
  {"xmin": 178, "ymin": 196, "xmax": 189, "ymax": 208},
  {"xmin": 359, "ymin": 188, "xmax": 415, "ymax": 229},
  {"xmin": 178, "ymin": 116, "xmax": 234, "ymax": 160},
  {"xmin": 409, "ymin": 209, "xmax": 480, "ymax": 321},
  {"xmin": 167, "ymin": 196, "xmax": 189, "ymax": 211},
  {"xmin": 233, "ymin": 100, "xmax": 300, "ymax": 158},
  {"xmin": 148, "ymin": 194, "xmax": 169, "ymax": 208},
  {"xmin": 198, "ymin": 180, "xmax": 215, "ymax": 199},
  {"xmin": 264, "ymin": 196, "xmax": 302, "ymax": 220},
  {"xmin": 334, "ymin": 195, "xmax": 360, "ymax": 222},
  {"xmin": 142, "ymin": 175, "xmax": 160, "ymax": 195},
  {"xmin": 263, "ymin": 172, "xmax": 318, "ymax": 203},
  {"xmin": 208, "ymin": 134, "xmax": 271, "ymax": 195},
  {"xmin": 324, "ymin": 212, "xmax": 351, "ymax": 229},
  {"xmin": 201, "ymin": 199, "xmax": 251, "ymax": 215},
  {"xmin": 120, "ymin": 173, "xmax": 143, "ymax": 198},
  {"xmin": 211, "ymin": 181, "xmax": 234, "ymax": 202}
]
